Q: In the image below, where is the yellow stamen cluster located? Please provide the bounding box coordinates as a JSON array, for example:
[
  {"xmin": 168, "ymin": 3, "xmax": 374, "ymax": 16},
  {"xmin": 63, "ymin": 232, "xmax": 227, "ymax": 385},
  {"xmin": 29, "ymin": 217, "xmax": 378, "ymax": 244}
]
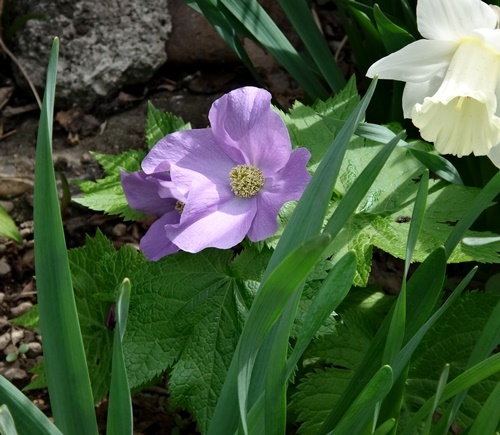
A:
[{"xmin": 229, "ymin": 164, "xmax": 265, "ymax": 198}]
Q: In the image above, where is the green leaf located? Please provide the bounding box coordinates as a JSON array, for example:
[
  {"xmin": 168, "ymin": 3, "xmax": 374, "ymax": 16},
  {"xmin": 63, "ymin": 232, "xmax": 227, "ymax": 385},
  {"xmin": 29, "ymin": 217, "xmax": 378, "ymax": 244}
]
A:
[
  {"xmin": 42, "ymin": 232, "xmax": 273, "ymax": 433},
  {"xmin": 281, "ymin": 76, "xmax": 360, "ymax": 167},
  {"xmin": 326, "ymin": 158, "xmax": 500, "ymax": 286},
  {"xmin": 0, "ymin": 404, "xmax": 18, "ymax": 435},
  {"xmin": 33, "ymin": 38, "xmax": 98, "ymax": 434},
  {"xmin": 276, "ymin": 0, "xmax": 346, "ymax": 93},
  {"xmin": 334, "ymin": 365, "xmax": 393, "ymax": 435},
  {"xmin": 0, "ymin": 204, "xmax": 22, "ymax": 244},
  {"xmin": 373, "ymin": 4, "xmax": 415, "ymax": 53},
  {"xmin": 107, "ymin": 279, "xmax": 133, "ymax": 435},
  {"xmin": 0, "ymin": 377, "xmax": 62, "ymax": 435},
  {"xmin": 402, "ymin": 291, "xmax": 500, "ymax": 431},
  {"xmin": 74, "ymin": 150, "xmax": 146, "ymax": 220},
  {"xmin": 216, "ymin": 0, "xmax": 330, "ymax": 100},
  {"xmin": 290, "ymin": 312, "xmax": 374, "ymax": 434},
  {"xmin": 10, "ymin": 305, "xmax": 40, "ymax": 328},
  {"xmin": 145, "ymin": 102, "xmax": 190, "ymax": 149},
  {"xmin": 468, "ymin": 381, "xmax": 500, "ymax": 435}
]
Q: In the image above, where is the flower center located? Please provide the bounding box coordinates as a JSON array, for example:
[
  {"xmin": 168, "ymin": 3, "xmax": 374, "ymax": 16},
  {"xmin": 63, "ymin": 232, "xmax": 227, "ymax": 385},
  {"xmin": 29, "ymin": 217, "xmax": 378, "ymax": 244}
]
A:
[
  {"xmin": 229, "ymin": 165, "xmax": 265, "ymax": 198},
  {"xmin": 175, "ymin": 200, "xmax": 185, "ymax": 214}
]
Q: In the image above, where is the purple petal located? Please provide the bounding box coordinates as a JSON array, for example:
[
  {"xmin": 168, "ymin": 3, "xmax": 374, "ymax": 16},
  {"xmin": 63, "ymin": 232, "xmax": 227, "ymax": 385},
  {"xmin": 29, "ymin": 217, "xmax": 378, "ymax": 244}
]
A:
[
  {"xmin": 166, "ymin": 197, "xmax": 256, "ymax": 252},
  {"xmin": 121, "ymin": 170, "xmax": 178, "ymax": 216},
  {"xmin": 247, "ymin": 147, "xmax": 311, "ymax": 241},
  {"xmin": 209, "ymin": 87, "xmax": 293, "ymax": 174},
  {"xmin": 142, "ymin": 129, "xmax": 236, "ymax": 185},
  {"xmin": 174, "ymin": 168, "xmax": 233, "ymax": 217},
  {"xmin": 140, "ymin": 212, "xmax": 181, "ymax": 261}
]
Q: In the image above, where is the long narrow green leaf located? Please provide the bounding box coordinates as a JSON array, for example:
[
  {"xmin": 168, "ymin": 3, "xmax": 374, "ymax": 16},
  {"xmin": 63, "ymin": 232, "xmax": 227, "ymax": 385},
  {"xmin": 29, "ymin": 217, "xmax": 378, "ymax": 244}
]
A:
[
  {"xmin": 0, "ymin": 404, "xmax": 17, "ymax": 435},
  {"xmin": 256, "ymin": 99, "xmax": 399, "ymax": 435},
  {"xmin": 444, "ymin": 171, "xmax": 500, "ymax": 257},
  {"xmin": 401, "ymin": 353, "xmax": 500, "ymax": 434},
  {"xmin": 333, "ymin": 366, "xmax": 393, "ymax": 435},
  {"xmin": 468, "ymin": 380, "xmax": 500, "ymax": 435},
  {"xmin": 266, "ymin": 78, "xmax": 379, "ymax": 278},
  {"xmin": 436, "ymin": 293, "xmax": 500, "ymax": 431},
  {"xmin": 355, "ymin": 122, "xmax": 463, "ymax": 185},
  {"xmin": 0, "ymin": 376, "xmax": 62, "ymax": 435},
  {"xmin": 33, "ymin": 38, "xmax": 98, "ymax": 434},
  {"xmin": 237, "ymin": 234, "xmax": 332, "ymax": 434},
  {"xmin": 392, "ymin": 267, "xmax": 476, "ymax": 378},
  {"xmin": 263, "ymin": 251, "xmax": 357, "ymax": 434},
  {"xmin": 106, "ymin": 278, "xmax": 133, "ymax": 435},
  {"xmin": 373, "ymin": 419, "xmax": 396, "ymax": 435},
  {"xmin": 218, "ymin": 0, "xmax": 330, "ymax": 99},
  {"xmin": 286, "ymin": 251, "xmax": 357, "ymax": 377},
  {"xmin": 423, "ymin": 364, "xmax": 450, "ymax": 435},
  {"xmin": 277, "ymin": 0, "xmax": 345, "ymax": 93},
  {"xmin": 323, "ymin": 131, "xmax": 403, "ymax": 237},
  {"xmin": 317, "ymin": 246, "xmax": 447, "ymax": 433},
  {"xmin": 185, "ymin": 0, "xmax": 267, "ymax": 89},
  {"xmin": 373, "ymin": 4, "xmax": 415, "ymax": 53},
  {"xmin": 377, "ymin": 171, "xmax": 429, "ymax": 431}
]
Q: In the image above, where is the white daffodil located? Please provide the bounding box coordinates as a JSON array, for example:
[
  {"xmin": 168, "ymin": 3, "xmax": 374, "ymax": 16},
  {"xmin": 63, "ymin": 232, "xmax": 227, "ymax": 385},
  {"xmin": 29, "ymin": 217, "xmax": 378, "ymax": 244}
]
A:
[{"xmin": 367, "ymin": 0, "xmax": 500, "ymax": 168}]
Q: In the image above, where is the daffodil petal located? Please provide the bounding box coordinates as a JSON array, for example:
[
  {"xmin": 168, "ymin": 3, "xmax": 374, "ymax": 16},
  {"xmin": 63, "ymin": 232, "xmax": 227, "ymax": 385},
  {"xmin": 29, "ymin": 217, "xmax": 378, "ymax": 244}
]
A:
[
  {"xmin": 367, "ymin": 39, "xmax": 455, "ymax": 82},
  {"xmin": 417, "ymin": 0, "xmax": 497, "ymax": 41},
  {"xmin": 412, "ymin": 39, "xmax": 500, "ymax": 157},
  {"xmin": 487, "ymin": 144, "xmax": 500, "ymax": 168},
  {"xmin": 402, "ymin": 76, "xmax": 444, "ymax": 118}
]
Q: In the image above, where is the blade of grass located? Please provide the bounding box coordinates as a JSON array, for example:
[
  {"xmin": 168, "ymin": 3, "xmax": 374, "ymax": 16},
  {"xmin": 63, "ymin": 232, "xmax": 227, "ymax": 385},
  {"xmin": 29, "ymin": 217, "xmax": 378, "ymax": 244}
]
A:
[
  {"xmin": 277, "ymin": 0, "xmax": 345, "ymax": 93},
  {"xmin": 258, "ymin": 126, "xmax": 400, "ymax": 435},
  {"xmin": 0, "ymin": 404, "xmax": 17, "ymax": 435},
  {"xmin": 0, "ymin": 376, "xmax": 62, "ymax": 435},
  {"xmin": 401, "ymin": 352, "xmax": 500, "ymax": 434},
  {"xmin": 317, "ymin": 246, "xmax": 447, "ymax": 434},
  {"xmin": 373, "ymin": 419, "xmax": 396, "ymax": 435},
  {"xmin": 237, "ymin": 233, "xmax": 332, "ymax": 434},
  {"xmin": 333, "ymin": 365, "xmax": 393, "ymax": 435},
  {"xmin": 33, "ymin": 38, "xmax": 98, "ymax": 434},
  {"xmin": 434, "ymin": 293, "xmax": 500, "ymax": 433},
  {"xmin": 185, "ymin": 0, "xmax": 267, "ymax": 89},
  {"xmin": 422, "ymin": 364, "xmax": 450, "ymax": 434},
  {"xmin": 263, "ymin": 251, "xmax": 357, "ymax": 434},
  {"xmin": 106, "ymin": 278, "xmax": 133, "ymax": 435},
  {"xmin": 218, "ymin": 0, "xmax": 330, "ymax": 99},
  {"xmin": 376, "ymin": 171, "xmax": 429, "ymax": 431},
  {"xmin": 467, "ymin": 380, "xmax": 500, "ymax": 435}
]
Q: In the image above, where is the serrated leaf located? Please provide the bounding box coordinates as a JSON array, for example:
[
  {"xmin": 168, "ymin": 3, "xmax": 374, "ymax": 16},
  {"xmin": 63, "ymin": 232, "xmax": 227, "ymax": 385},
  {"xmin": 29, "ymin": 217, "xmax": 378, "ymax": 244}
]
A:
[
  {"xmin": 291, "ymin": 312, "xmax": 374, "ymax": 434},
  {"xmin": 74, "ymin": 150, "xmax": 146, "ymax": 220},
  {"xmin": 327, "ymin": 142, "xmax": 500, "ymax": 286},
  {"xmin": 25, "ymin": 232, "xmax": 272, "ymax": 433},
  {"xmin": 10, "ymin": 305, "xmax": 40, "ymax": 328},
  {"xmin": 145, "ymin": 102, "xmax": 191, "ymax": 149},
  {"xmin": 402, "ymin": 291, "xmax": 500, "ymax": 432},
  {"xmin": 281, "ymin": 76, "xmax": 360, "ymax": 167},
  {"xmin": 0, "ymin": 204, "xmax": 22, "ymax": 244}
]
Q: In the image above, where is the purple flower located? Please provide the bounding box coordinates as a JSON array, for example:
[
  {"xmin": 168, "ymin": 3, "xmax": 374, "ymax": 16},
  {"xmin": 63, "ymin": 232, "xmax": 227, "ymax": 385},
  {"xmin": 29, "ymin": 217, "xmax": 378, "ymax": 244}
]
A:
[
  {"xmin": 120, "ymin": 171, "xmax": 184, "ymax": 259},
  {"xmin": 122, "ymin": 86, "xmax": 311, "ymax": 260}
]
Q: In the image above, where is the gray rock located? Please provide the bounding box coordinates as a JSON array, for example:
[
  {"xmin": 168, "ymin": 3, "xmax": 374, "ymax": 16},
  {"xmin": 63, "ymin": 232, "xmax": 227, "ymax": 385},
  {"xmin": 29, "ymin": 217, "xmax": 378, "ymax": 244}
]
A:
[
  {"xmin": 26, "ymin": 342, "xmax": 43, "ymax": 358},
  {"xmin": 12, "ymin": 0, "xmax": 171, "ymax": 109},
  {"xmin": 10, "ymin": 301, "xmax": 33, "ymax": 318},
  {"xmin": 0, "ymin": 259, "xmax": 11, "ymax": 277},
  {"xmin": 0, "ymin": 332, "xmax": 11, "ymax": 351}
]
